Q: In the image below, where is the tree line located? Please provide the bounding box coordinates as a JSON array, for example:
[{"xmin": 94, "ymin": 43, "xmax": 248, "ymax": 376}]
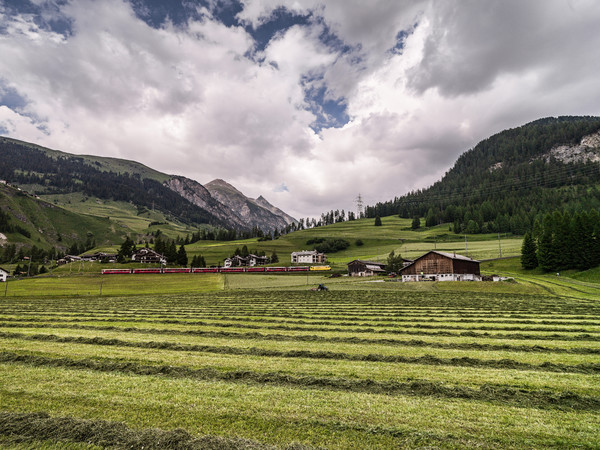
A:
[{"xmin": 521, "ymin": 210, "xmax": 600, "ymax": 272}]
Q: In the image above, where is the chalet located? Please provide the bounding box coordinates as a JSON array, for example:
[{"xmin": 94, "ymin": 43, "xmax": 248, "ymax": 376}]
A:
[
  {"xmin": 0, "ymin": 267, "xmax": 9, "ymax": 282},
  {"xmin": 247, "ymin": 254, "xmax": 269, "ymax": 266},
  {"xmin": 224, "ymin": 254, "xmax": 269, "ymax": 268},
  {"xmin": 131, "ymin": 248, "xmax": 166, "ymax": 264},
  {"xmin": 224, "ymin": 255, "xmax": 248, "ymax": 268},
  {"xmin": 400, "ymin": 251, "xmax": 481, "ymax": 282},
  {"xmin": 81, "ymin": 252, "xmax": 117, "ymax": 263},
  {"xmin": 57, "ymin": 255, "xmax": 82, "ymax": 265},
  {"xmin": 291, "ymin": 250, "xmax": 327, "ymax": 264},
  {"xmin": 347, "ymin": 260, "xmax": 386, "ymax": 277}
]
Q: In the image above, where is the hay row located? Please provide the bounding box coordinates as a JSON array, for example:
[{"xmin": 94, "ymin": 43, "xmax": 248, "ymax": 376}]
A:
[
  {"xmin": 1, "ymin": 352, "xmax": 599, "ymax": 411},
  {"xmin": 0, "ymin": 411, "xmax": 304, "ymax": 450},
  {"xmin": 2, "ymin": 322, "xmax": 599, "ymax": 346}
]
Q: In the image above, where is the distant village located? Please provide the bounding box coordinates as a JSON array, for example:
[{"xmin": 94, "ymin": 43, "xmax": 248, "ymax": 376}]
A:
[{"xmin": 0, "ymin": 247, "xmax": 493, "ymax": 282}]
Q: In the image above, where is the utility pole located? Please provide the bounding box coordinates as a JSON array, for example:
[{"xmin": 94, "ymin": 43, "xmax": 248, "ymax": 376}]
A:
[
  {"xmin": 355, "ymin": 194, "xmax": 364, "ymax": 219},
  {"xmin": 465, "ymin": 235, "xmax": 468, "ymax": 256},
  {"xmin": 27, "ymin": 255, "xmax": 32, "ymax": 277},
  {"xmin": 498, "ymin": 232, "xmax": 502, "ymax": 258}
]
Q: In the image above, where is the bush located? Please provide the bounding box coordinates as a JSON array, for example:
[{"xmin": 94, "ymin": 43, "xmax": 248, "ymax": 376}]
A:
[{"xmin": 306, "ymin": 238, "xmax": 350, "ymax": 254}]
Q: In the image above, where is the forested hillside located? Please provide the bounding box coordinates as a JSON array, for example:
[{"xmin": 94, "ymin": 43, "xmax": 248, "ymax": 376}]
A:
[
  {"xmin": 366, "ymin": 116, "xmax": 600, "ymax": 234},
  {"xmin": 0, "ymin": 138, "xmax": 228, "ymax": 229}
]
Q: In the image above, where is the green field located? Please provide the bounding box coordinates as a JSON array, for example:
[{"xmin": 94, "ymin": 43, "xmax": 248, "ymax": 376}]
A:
[
  {"xmin": 1, "ymin": 272, "xmax": 599, "ymax": 448},
  {"xmin": 183, "ymin": 216, "xmax": 521, "ymax": 268}
]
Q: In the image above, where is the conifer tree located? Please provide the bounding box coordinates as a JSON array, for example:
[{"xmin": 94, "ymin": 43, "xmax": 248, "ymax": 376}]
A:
[
  {"xmin": 374, "ymin": 216, "xmax": 382, "ymax": 226},
  {"xmin": 177, "ymin": 245, "xmax": 188, "ymax": 266},
  {"xmin": 537, "ymin": 214, "xmax": 557, "ymax": 272},
  {"xmin": 520, "ymin": 232, "xmax": 538, "ymax": 269}
]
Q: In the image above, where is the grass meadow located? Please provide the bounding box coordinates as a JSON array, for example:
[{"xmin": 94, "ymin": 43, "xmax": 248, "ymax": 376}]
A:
[{"xmin": 1, "ymin": 272, "xmax": 599, "ymax": 448}]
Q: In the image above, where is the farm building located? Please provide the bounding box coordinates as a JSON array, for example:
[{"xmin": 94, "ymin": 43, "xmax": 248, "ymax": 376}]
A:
[
  {"xmin": 131, "ymin": 248, "xmax": 166, "ymax": 265},
  {"xmin": 224, "ymin": 254, "xmax": 269, "ymax": 268},
  {"xmin": 224, "ymin": 255, "xmax": 247, "ymax": 268},
  {"xmin": 347, "ymin": 260, "xmax": 386, "ymax": 277},
  {"xmin": 0, "ymin": 267, "xmax": 9, "ymax": 282},
  {"xmin": 81, "ymin": 252, "xmax": 117, "ymax": 263},
  {"xmin": 57, "ymin": 255, "xmax": 82, "ymax": 265},
  {"xmin": 247, "ymin": 254, "xmax": 269, "ymax": 266},
  {"xmin": 291, "ymin": 250, "xmax": 327, "ymax": 264},
  {"xmin": 400, "ymin": 251, "xmax": 480, "ymax": 282}
]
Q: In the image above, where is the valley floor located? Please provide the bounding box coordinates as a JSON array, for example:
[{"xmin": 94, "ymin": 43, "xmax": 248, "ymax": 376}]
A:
[{"xmin": 0, "ymin": 273, "xmax": 599, "ymax": 448}]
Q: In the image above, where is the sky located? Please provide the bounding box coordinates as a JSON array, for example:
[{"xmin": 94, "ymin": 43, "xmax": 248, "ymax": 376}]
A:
[{"xmin": 1, "ymin": 0, "xmax": 600, "ymax": 220}]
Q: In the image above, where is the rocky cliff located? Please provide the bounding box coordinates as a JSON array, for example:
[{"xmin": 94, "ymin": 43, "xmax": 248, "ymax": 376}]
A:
[{"xmin": 205, "ymin": 179, "xmax": 295, "ymax": 232}]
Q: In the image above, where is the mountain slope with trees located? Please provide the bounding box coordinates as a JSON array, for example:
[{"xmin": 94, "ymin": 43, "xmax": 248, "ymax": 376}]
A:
[
  {"xmin": 0, "ymin": 137, "xmax": 295, "ymax": 233},
  {"xmin": 365, "ymin": 116, "xmax": 600, "ymax": 235}
]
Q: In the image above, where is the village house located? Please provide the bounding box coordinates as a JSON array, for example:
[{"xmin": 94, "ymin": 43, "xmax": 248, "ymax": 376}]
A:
[
  {"xmin": 224, "ymin": 254, "xmax": 269, "ymax": 268},
  {"xmin": 131, "ymin": 248, "xmax": 166, "ymax": 265},
  {"xmin": 291, "ymin": 250, "xmax": 327, "ymax": 264},
  {"xmin": 81, "ymin": 252, "xmax": 117, "ymax": 263},
  {"xmin": 400, "ymin": 251, "xmax": 481, "ymax": 282},
  {"xmin": 0, "ymin": 267, "xmax": 9, "ymax": 282},
  {"xmin": 224, "ymin": 255, "xmax": 248, "ymax": 268},
  {"xmin": 347, "ymin": 260, "xmax": 387, "ymax": 277},
  {"xmin": 247, "ymin": 254, "xmax": 269, "ymax": 266},
  {"xmin": 57, "ymin": 255, "xmax": 82, "ymax": 265}
]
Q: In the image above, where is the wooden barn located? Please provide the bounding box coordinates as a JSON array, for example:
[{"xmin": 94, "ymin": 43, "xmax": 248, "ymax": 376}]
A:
[
  {"xmin": 347, "ymin": 260, "xmax": 386, "ymax": 277},
  {"xmin": 400, "ymin": 251, "xmax": 480, "ymax": 282}
]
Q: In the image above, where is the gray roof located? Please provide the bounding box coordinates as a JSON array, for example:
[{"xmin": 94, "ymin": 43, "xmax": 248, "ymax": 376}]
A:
[
  {"xmin": 347, "ymin": 260, "xmax": 386, "ymax": 267},
  {"xmin": 430, "ymin": 251, "xmax": 479, "ymax": 262}
]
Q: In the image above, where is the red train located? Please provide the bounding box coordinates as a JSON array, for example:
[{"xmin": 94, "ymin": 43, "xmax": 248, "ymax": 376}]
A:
[{"xmin": 102, "ymin": 266, "xmax": 312, "ymax": 275}]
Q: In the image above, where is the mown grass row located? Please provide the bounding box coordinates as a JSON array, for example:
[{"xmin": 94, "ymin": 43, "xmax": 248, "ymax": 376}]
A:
[
  {"xmin": 1, "ymin": 315, "xmax": 599, "ymax": 335},
  {"xmin": 4, "ymin": 311, "xmax": 600, "ymax": 327},
  {"xmin": 0, "ymin": 411, "xmax": 294, "ymax": 450},
  {"xmin": 2, "ymin": 290, "xmax": 599, "ymax": 313},
  {"xmin": 2, "ymin": 321, "xmax": 599, "ymax": 346},
  {"xmin": 3, "ymin": 351, "xmax": 599, "ymax": 412},
  {"xmin": 2, "ymin": 331, "xmax": 600, "ymax": 375},
  {"xmin": 1, "ymin": 326, "xmax": 599, "ymax": 355}
]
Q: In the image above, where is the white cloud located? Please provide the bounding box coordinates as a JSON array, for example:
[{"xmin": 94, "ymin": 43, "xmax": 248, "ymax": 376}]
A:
[{"xmin": 1, "ymin": 0, "xmax": 600, "ymax": 221}]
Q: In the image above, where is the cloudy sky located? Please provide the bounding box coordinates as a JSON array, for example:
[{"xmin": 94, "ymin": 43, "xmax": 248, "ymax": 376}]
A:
[{"xmin": 1, "ymin": 0, "xmax": 600, "ymax": 219}]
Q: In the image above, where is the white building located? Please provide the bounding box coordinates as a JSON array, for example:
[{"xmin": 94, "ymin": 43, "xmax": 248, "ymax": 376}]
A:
[
  {"xmin": 0, "ymin": 267, "xmax": 9, "ymax": 282},
  {"xmin": 291, "ymin": 250, "xmax": 327, "ymax": 264}
]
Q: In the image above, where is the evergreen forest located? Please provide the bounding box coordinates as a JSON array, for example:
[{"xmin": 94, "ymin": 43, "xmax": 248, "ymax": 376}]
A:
[{"xmin": 365, "ymin": 116, "xmax": 600, "ymax": 235}]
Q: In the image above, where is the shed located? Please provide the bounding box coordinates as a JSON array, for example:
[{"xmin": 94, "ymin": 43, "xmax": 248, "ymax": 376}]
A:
[
  {"xmin": 400, "ymin": 251, "xmax": 480, "ymax": 282},
  {"xmin": 347, "ymin": 260, "xmax": 386, "ymax": 277}
]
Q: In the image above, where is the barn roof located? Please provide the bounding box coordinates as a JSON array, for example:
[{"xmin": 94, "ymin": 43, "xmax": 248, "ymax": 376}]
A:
[
  {"xmin": 430, "ymin": 251, "xmax": 479, "ymax": 262},
  {"xmin": 347, "ymin": 259, "xmax": 386, "ymax": 268},
  {"xmin": 400, "ymin": 251, "xmax": 479, "ymax": 273}
]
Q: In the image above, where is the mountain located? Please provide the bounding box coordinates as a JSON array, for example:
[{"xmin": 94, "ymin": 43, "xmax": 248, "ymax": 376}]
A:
[
  {"xmin": 205, "ymin": 179, "xmax": 296, "ymax": 232},
  {"xmin": 365, "ymin": 116, "xmax": 600, "ymax": 234},
  {"xmin": 0, "ymin": 136, "xmax": 295, "ymax": 234}
]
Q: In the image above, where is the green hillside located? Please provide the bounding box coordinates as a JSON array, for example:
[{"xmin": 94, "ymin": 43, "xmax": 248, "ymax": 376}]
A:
[
  {"xmin": 366, "ymin": 116, "xmax": 600, "ymax": 235},
  {"xmin": 185, "ymin": 215, "xmax": 520, "ymax": 268},
  {"xmin": 1, "ymin": 136, "xmax": 170, "ymax": 182},
  {"xmin": 0, "ymin": 183, "xmax": 126, "ymax": 250}
]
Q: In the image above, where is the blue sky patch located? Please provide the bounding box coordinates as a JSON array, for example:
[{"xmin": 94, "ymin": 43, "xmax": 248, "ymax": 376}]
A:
[{"xmin": 0, "ymin": 81, "xmax": 28, "ymax": 111}]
